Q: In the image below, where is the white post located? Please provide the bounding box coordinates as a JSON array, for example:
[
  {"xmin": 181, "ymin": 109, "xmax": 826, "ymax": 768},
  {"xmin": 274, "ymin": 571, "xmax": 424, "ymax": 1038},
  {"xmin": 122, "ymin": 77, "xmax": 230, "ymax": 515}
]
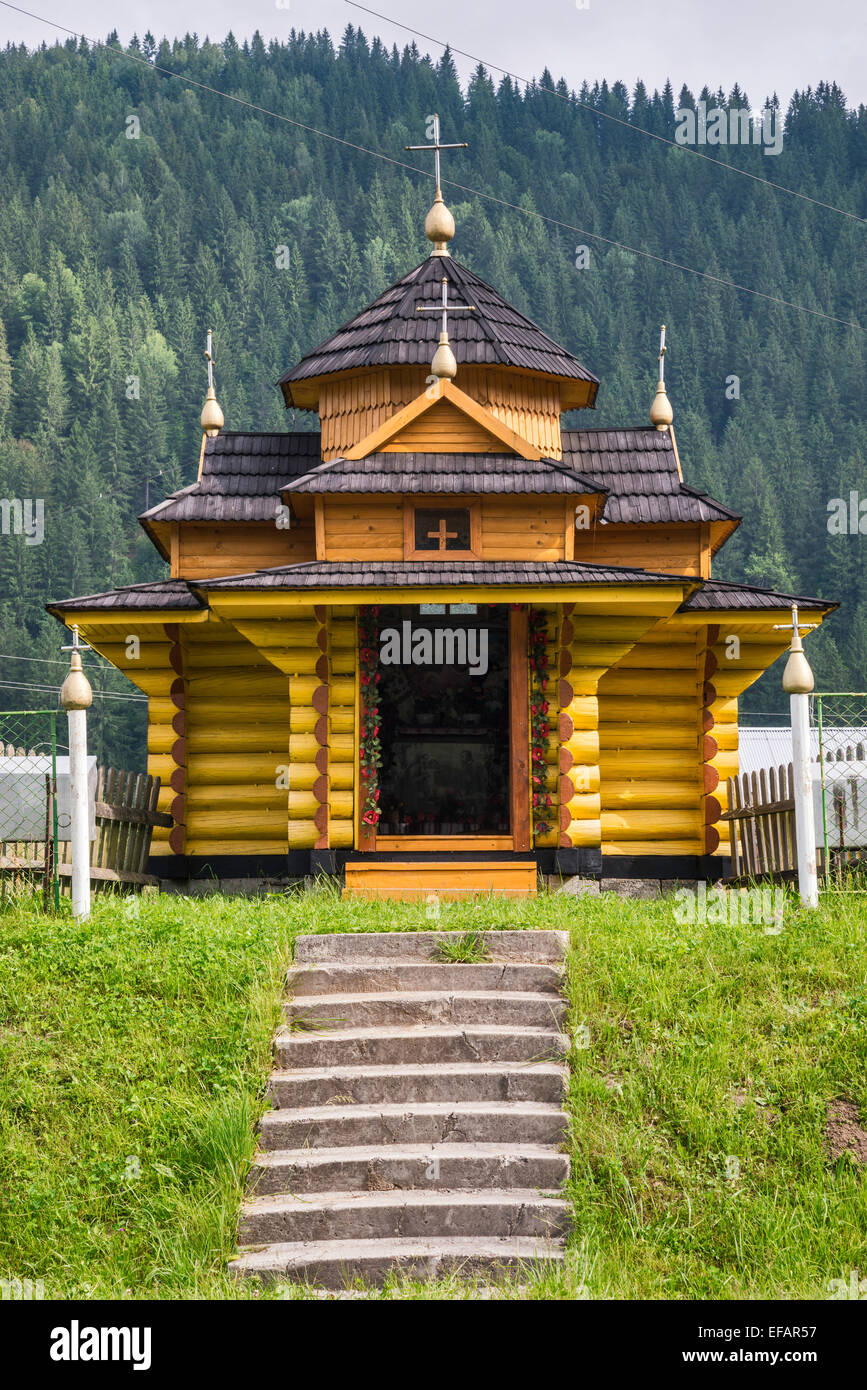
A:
[
  {"xmin": 780, "ymin": 605, "xmax": 819, "ymax": 908},
  {"xmin": 60, "ymin": 626, "xmax": 93, "ymax": 921},
  {"xmin": 789, "ymin": 689, "xmax": 818, "ymax": 908}
]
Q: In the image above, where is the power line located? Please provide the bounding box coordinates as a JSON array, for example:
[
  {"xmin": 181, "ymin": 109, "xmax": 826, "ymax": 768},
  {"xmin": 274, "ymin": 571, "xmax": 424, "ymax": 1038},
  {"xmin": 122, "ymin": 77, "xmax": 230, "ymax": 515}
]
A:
[
  {"xmin": 0, "ymin": 2, "xmax": 861, "ymax": 332},
  {"xmin": 0, "ymin": 651, "xmax": 109, "ymax": 667},
  {"xmin": 0, "ymin": 680, "xmax": 146, "ymax": 701},
  {"xmin": 347, "ymin": 1, "xmax": 867, "ymax": 226}
]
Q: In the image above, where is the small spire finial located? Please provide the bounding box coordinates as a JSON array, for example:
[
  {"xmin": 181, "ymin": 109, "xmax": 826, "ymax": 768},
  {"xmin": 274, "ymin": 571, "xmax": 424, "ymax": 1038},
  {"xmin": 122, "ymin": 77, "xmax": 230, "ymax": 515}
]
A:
[
  {"xmin": 416, "ymin": 274, "xmax": 476, "ymax": 381},
  {"xmin": 60, "ymin": 624, "xmax": 93, "ymax": 711},
  {"xmin": 650, "ymin": 323, "xmax": 673, "ymax": 431},
  {"xmin": 774, "ymin": 605, "xmax": 818, "ymax": 695},
  {"xmin": 406, "ymin": 114, "xmax": 468, "ymax": 257},
  {"xmin": 200, "ymin": 329, "xmax": 224, "ymax": 438}
]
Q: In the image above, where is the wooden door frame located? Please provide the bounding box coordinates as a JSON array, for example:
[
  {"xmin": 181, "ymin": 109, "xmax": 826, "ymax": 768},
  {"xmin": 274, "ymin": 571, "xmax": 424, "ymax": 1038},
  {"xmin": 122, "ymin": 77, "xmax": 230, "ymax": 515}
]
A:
[{"xmin": 357, "ymin": 601, "xmax": 531, "ymax": 852}]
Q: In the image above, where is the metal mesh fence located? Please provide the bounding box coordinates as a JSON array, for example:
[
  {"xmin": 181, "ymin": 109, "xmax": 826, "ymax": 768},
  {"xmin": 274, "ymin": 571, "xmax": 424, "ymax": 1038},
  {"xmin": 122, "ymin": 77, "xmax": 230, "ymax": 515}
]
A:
[
  {"xmin": 813, "ymin": 693, "xmax": 867, "ymax": 889},
  {"xmin": 0, "ymin": 710, "xmax": 60, "ymax": 910}
]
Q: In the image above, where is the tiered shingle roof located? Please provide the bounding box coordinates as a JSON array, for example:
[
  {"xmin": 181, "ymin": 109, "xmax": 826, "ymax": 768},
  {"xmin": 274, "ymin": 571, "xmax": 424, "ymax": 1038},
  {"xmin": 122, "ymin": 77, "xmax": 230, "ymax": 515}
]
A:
[
  {"xmin": 279, "ymin": 256, "xmax": 600, "ymax": 393},
  {"xmin": 561, "ymin": 428, "xmax": 741, "ymax": 527}
]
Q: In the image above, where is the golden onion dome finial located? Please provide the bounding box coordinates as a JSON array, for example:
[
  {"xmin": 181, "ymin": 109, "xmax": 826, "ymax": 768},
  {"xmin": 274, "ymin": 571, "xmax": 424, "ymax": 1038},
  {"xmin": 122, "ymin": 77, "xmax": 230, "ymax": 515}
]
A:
[
  {"xmin": 416, "ymin": 275, "xmax": 476, "ymax": 382},
  {"xmin": 406, "ymin": 113, "xmax": 467, "ymax": 257},
  {"xmin": 650, "ymin": 323, "xmax": 673, "ymax": 431},
  {"xmin": 200, "ymin": 329, "xmax": 224, "ymax": 438}
]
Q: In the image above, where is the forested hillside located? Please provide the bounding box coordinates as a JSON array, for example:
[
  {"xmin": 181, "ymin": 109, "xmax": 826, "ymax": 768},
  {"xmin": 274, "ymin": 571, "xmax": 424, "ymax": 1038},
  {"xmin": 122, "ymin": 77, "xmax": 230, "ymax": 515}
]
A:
[{"xmin": 0, "ymin": 26, "xmax": 864, "ymax": 764}]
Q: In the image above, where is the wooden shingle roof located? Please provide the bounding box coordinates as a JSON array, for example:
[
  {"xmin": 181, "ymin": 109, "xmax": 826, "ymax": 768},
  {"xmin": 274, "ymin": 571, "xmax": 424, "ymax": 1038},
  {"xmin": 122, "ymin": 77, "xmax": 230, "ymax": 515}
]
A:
[
  {"xmin": 279, "ymin": 256, "xmax": 600, "ymax": 394},
  {"xmin": 679, "ymin": 579, "xmax": 837, "ymax": 612},
  {"xmin": 201, "ymin": 560, "xmax": 691, "ymax": 590},
  {"xmin": 48, "ymin": 579, "xmax": 205, "ymax": 613},
  {"xmin": 140, "ymin": 432, "xmax": 320, "ymax": 525},
  {"xmin": 562, "ymin": 428, "xmax": 741, "ymax": 527},
  {"xmin": 281, "ymin": 452, "xmax": 607, "ymax": 496},
  {"xmin": 47, "ymin": 570, "xmax": 836, "ymax": 615}
]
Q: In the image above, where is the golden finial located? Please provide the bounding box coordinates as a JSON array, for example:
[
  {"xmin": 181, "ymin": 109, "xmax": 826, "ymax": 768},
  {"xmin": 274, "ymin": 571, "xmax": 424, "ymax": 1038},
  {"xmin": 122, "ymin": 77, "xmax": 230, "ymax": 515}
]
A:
[
  {"xmin": 775, "ymin": 606, "xmax": 818, "ymax": 695},
  {"xmin": 60, "ymin": 625, "xmax": 94, "ymax": 711},
  {"xmin": 650, "ymin": 323, "xmax": 673, "ymax": 431},
  {"xmin": 200, "ymin": 329, "xmax": 224, "ymax": 438},
  {"xmin": 417, "ymin": 275, "xmax": 476, "ymax": 381},
  {"xmin": 407, "ymin": 114, "xmax": 467, "ymax": 257}
]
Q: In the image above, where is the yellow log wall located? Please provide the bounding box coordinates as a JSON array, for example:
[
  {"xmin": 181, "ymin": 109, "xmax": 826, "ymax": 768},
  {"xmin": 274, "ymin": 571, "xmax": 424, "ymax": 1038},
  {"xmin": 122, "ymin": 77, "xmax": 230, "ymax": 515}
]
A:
[
  {"xmin": 557, "ymin": 610, "xmax": 662, "ymax": 851},
  {"xmin": 596, "ymin": 622, "xmax": 707, "ymax": 858},
  {"xmin": 181, "ymin": 619, "xmax": 292, "ymax": 857}
]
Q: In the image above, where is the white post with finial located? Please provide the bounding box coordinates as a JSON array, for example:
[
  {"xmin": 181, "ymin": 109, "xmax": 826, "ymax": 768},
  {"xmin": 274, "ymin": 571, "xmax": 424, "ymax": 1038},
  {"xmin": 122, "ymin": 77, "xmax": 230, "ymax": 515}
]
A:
[
  {"xmin": 776, "ymin": 604, "xmax": 819, "ymax": 907},
  {"xmin": 60, "ymin": 624, "xmax": 94, "ymax": 921}
]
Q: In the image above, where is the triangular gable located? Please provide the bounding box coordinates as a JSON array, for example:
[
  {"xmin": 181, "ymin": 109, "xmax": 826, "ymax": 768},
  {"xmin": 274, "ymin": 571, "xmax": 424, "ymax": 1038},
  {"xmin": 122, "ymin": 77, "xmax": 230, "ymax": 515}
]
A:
[{"xmin": 342, "ymin": 379, "xmax": 544, "ymax": 461}]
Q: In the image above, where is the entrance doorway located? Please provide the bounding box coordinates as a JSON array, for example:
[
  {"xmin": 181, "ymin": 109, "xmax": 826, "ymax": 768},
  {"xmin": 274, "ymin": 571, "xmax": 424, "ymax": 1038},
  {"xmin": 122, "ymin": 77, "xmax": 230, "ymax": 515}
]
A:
[{"xmin": 375, "ymin": 604, "xmax": 510, "ymax": 838}]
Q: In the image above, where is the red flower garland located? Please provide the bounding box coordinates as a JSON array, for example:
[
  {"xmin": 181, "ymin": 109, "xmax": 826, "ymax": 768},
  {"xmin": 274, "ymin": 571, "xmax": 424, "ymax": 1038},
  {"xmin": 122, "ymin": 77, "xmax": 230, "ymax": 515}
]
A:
[
  {"xmin": 358, "ymin": 606, "xmax": 382, "ymax": 826},
  {"xmin": 528, "ymin": 606, "xmax": 553, "ymax": 838}
]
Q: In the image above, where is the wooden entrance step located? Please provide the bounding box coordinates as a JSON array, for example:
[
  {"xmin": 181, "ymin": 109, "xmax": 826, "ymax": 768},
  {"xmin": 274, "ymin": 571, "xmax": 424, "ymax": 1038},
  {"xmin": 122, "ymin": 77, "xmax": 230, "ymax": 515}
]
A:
[{"xmin": 343, "ymin": 860, "xmax": 538, "ymax": 901}]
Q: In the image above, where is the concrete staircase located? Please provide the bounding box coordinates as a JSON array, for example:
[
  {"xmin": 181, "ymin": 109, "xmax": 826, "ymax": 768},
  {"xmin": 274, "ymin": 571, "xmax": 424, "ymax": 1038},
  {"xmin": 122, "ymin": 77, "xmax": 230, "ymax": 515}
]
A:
[{"xmin": 231, "ymin": 929, "xmax": 571, "ymax": 1290}]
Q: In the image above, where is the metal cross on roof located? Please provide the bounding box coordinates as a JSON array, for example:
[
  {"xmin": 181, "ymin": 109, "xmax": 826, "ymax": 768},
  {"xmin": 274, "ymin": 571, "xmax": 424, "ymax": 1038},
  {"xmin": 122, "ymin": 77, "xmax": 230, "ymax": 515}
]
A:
[
  {"xmin": 416, "ymin": 275, "xmax": 476, "ymax": 337},
  {"xmin": 204, "ymin": 329, "xmax": 216, "ymax": 393},
  {"xmin": 406, "ymin": 113, "xmax": 467, "ymax": 193},
  {"xmin": 416, "ymin": 275, "xmax": 477, "ymax": 380}
]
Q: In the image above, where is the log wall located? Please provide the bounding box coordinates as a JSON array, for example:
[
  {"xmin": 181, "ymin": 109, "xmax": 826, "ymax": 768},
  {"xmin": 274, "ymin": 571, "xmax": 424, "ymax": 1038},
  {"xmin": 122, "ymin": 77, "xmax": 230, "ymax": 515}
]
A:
[
  {"xmin": 181, "ymin": 620, "xmax": 291, "ymax": 857},
  {"xmin": 557, "ymin": 610, "xmax": 661, "ymax": 851},
  {"xmin": 596, "ymin": 623, "xmax": 706, "ymax": 857}
]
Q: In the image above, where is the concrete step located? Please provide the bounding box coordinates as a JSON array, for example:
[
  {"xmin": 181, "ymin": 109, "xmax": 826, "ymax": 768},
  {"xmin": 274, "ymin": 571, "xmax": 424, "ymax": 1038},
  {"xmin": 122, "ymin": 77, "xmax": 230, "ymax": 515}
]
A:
[
  {"xmin": 275, "ymin": 1024, "xmax": 568, "ymax": 1068},
  {"xmin": 284, "ymin": 990, "xmax": 567, "ymax": 1030},
  {"xmin": 258, "ymin": 1100, "xmax": 568, "ymax": 1150},
  {"xmin": 293, "ymin": 930, "xmax": 568, "ymax": 964},
  {"xmin": 249, "ymin": 1142, "xmax": 570, "ymax": 1196},
  {"xmin": 288, "ymin": 960, "xmax": 564, "ymax": 996},
  {"xmin": 231, "ymin": 1235, "xmax": 564, "ymax": 1288},
  {"xmin": 239, "ymin": 1188, "xmax": 571, "ymax": 1245},
  {"xmin": 268, "ymin": 1061, "xmax": 567, "ymax": 1108}
]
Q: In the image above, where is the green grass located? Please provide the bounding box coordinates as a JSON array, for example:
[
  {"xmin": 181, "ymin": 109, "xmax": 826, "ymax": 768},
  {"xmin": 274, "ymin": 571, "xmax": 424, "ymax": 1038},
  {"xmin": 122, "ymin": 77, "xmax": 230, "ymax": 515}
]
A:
[
  {"xmin": 433, "ymin": 930, "xmax": 492, "ymax": 963},
  {"xmin": 0, "ymin": 883, "xmax": 865, "ymax": 1299}
]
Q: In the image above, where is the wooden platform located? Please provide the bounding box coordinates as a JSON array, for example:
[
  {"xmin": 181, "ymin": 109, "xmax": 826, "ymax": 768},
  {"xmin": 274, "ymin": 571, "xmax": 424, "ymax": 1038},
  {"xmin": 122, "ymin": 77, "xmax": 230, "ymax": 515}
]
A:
[{"xmin": 343, "ymin": 860, "xmax": 538, "ymax": 901}]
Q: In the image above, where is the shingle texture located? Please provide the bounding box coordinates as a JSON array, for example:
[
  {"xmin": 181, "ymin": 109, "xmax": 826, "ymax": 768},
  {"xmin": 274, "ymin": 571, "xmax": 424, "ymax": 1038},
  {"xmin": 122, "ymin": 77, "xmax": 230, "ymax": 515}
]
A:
[
  {"xmin": 139, "ymin": 427, "xmax": 741, "ymax": 527},
  {"xmin": 282, "ymin": 452, "xmax": 606, "ymax": 496},
  {"xmin": 201, "ymin": 560, "xmax": 689, "ymax": 591},
  {"xmin": 562, "ymin": 428, "xmax": 741, "ymax": 527},
  {"xmin": 141, "ymin": 432, "xmax": 320, "ymax": 524},
  {"xmin": 49, "ymin": 580, "xmax": 203, "ymax": 613},
  {"xmin": 279, "ymin": 256, "xmax": 600, "ymax": 389},
  {"xmin": 679, "ymin": 580, "xmax": 837, "ymax": 612}
]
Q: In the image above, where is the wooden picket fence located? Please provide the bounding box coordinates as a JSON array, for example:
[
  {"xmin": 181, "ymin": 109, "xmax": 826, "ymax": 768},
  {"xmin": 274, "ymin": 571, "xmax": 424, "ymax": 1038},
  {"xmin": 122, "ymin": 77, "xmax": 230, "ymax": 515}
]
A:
[
  {"xmin": 720, "ymin": 764, "xmax": 799, "ymax": 884},
  {"xmin": 1, "ymin": 764, "xmax": 172, "ymax": 895},
  {"xmin": 60, "ymin": 767, "xmax": 173, "ymax": 889}
]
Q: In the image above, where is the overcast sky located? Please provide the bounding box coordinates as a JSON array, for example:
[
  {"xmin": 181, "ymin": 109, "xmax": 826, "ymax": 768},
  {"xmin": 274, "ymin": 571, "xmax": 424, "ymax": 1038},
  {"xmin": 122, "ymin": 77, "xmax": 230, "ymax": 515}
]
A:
[{"xmin": 3, "ymin": 0, "xmax": 865, "ymax": 107}]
